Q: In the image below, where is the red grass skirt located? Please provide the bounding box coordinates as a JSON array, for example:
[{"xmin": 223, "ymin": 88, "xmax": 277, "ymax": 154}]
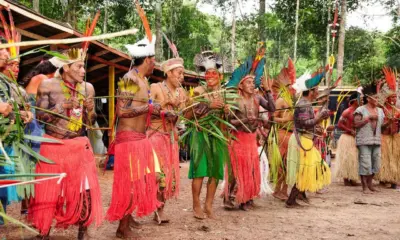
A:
[
  {"xmin": 28, "ymin": 135, "xmax": 102, "ymax": 235},
  {"xmin": 226, "ymin": 131, "xmax": 260, "ymax": 204},
  {"xmin": 106, "ymin": 131, "xmax": 160, "ymax": 221},
  {"xmin": 147, "ymin": 130, "xmax": 180, "ymax": 200}
]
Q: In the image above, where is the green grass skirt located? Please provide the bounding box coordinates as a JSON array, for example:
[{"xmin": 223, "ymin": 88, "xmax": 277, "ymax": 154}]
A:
[{"xmin": 188, "ymin": 130, "xmax": 228, "ymax": 180}]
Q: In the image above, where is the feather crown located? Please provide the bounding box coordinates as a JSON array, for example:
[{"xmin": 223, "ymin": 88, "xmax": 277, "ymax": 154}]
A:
[
  {"xmin": 226, "ymin": 44, "xmax": 266, "ymax": 88},
  {"xmin": 271, "ymin": 58, "xmax": 296, "ymax": 93},
  {"xmin": 125, "ymin": 0, "xmax": 155, "ymax": 59},
  {"xmin": 293, "ymin": 67, "xmax": 325, "ymax": 94},
  {"xmin": 194, "ymin": 48, "xmax": 232, "ymax": 75},
  {"xmin": 376, "ymin": 67, "xmax": 398, "ymax": 104}
]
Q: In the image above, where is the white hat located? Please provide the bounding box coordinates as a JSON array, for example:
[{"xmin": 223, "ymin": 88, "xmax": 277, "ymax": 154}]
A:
[
  {"xmin": 49, "ymin": 56, "xmax": 67, "ymax": 69},
  {"xmin": 125, "ymin": 35, "xmax": 156, "ymax": 58}
]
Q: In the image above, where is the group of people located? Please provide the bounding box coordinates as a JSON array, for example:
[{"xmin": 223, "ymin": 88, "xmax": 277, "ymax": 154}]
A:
[
  {"xmin": 0, "ymin": 6, "xmax": 399, "ymax": 240},
  {"xmin": 335, "ymin": 68, "xmax": 400, "ymax": 194}
]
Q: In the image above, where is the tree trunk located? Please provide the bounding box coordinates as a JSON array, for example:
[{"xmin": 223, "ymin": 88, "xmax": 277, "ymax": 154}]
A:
[
  {"xmin": 32, "ymin": 0, "xmax": 40, "ymax": 13},
  {"xmin": 231, "ymin": 0, "xmax": 237, "ymax": 68},
  {"xmin": 325, "ymin": 4, "xmax": 331, "ymax": 86},
  {"xmin": 259, "ymin": 0, "xmax": 266, "ymax": 40},
  {"xmin": 103, "ymin": 0, "xmax": 108, "ymax": 43},
  {"xmin": 337, "ymin": 0, "xmax": 347, "ymax": 79},
  {"xmin": 155, "ymin": 0, "xmax": 163, "ymax": 61},
  {"xmin": 293, "ymin": 0, "xmax": 300, "ymax": 62}
]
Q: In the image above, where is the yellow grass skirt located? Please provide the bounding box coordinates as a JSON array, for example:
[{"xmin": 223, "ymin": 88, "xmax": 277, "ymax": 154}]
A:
[
  {"xmin": 286, "ymin": 134, "xmax": 331, "ymax": 192},
  {"xmin": 335, "ymin": 133, "xmax": 359, "ymax": 181},
  {"xmin": 376, "ymin": 134, "xmax": 400, "ymax": 183}
]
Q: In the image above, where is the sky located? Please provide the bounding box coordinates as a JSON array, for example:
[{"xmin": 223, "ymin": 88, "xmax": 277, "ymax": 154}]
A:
[{"xmin": 196, "ymin": 0, "xmax": 394, "ymax": 33}]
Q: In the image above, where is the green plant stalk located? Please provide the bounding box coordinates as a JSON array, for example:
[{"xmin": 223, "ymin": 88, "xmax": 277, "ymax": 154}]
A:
[
  {"xmin": 0, "ymin": 173, "xmax": 61, "ymax": 179},
  {"xmin": 0, "ymin": 211, "xmax": 39, "ymax": 235}
]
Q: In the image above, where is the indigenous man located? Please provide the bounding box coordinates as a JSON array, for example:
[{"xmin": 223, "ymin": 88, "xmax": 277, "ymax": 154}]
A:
[
  {"xmin": 286, "ymin": 72, "xmax": 331, "ymax": 207},
  {"xmin": 0, "ymin": 34, "xmax": 33, "ymax": 221},
  {"xmin": 354, "ymin": 84, "xmax": 385, "ymax": 194},
  {"xmin": 271, "ymin": 59, "xmax": 296, "ymax": 201},
  {"xmin": 375, "ymin": 68, "xmax": 400, "ymax": 188},
  {"xmin": 106, "ymin": 35, "xmax": 175, "ymax": 238},
  {"xmin": 189, "ymin": 50, "xmax": 231, "ymax": 219},
  {"xmin": 29, "ymin": 48, "xmax": 102, "ymax": 239},
  {"xmin": 336, "ymin": 93, "xmax": 360, "ymax": 186},
  {"xmin": 224, "ymin": 51, "xmax": 276, "ymax": 210},
  {"xmin": 148, "ymin": 57, "xmax": 186, "ymax": 223}
]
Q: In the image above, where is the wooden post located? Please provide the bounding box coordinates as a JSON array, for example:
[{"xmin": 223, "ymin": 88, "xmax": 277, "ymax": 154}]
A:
[{"xmin": 108, "ymin": 66, "xmax": 115, "ymax": 141}]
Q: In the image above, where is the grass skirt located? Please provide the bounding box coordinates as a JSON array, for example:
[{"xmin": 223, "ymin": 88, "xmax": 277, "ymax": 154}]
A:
[
  {"xmin": 376, "ymin": 134, "xmax": 400, "ymax": 182},
  {"xmin": 148, "ymin": 130, "xmax": 180, "ymax": 200},
  {"xmin": 28, "ymin": 135, "xmax": 102, "ymax": 235},
  {"xmin": 286, "ymin": 134, "xmax": 331, "ymax": 192},
  {"xmin": 335, "ymin": 134, "xmax": 359, "ymax": 181},
  {"xmin": 258, "ymin": 146, "xmax": 273, "ymax": 196},
  {"xmin": 188, "ymin": 130, "xmax": 228, "ymax": 180},
  {"xmin": 225, "ymin": 131, "xmax": 260, "ymax": 204},
  {"xmin": 106, "ymin": 131, "xmax": 160, "ymax": 221}
]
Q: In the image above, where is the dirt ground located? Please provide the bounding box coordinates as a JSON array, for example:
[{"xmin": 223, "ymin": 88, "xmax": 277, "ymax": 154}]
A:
[{"xmin": 1, "ymin": 161, "xmax": 400, "ymax": 240}]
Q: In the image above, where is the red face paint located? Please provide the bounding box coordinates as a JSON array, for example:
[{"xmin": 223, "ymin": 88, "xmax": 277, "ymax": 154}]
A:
[{"xmin": 205, "ymin": 71, "xmax": 220, "ymax": 80}]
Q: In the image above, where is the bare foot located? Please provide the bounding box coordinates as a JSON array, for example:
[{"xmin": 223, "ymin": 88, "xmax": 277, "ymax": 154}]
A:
[
  {"xmin": 154, "ymin": 209, "xmax": 170, "ymax": 224},
  {"xmin": 129, "ymin": 215, "xmax": 142, "ymax": 229},
  {"xmin": 362, "ymin": 189, "xmax": 374, "ymax": 194},
  {"xmin": 116, "ymin": 227, "xmax": 138, "ymax": 239},
  {"xmin": 285, "ymin": 202, "xmax": 303, "ymax": 208},
  {"xmin": 223, "ymin": 197, "xmax": 235, "ymax": 210},
  {"xmin": 369, "ymin": 186, "xmax": 380, "ymax": 192},
  {"xmin": 273, "ymin": 192, "xmax": 287, "ymax": 201},
  {"xmin": 204, "ymin": 206, "xmax": 218, "ymax": 220},
  {"xmin": 193, "ymin": 206, "xmax": 206, "ymax": 219}
]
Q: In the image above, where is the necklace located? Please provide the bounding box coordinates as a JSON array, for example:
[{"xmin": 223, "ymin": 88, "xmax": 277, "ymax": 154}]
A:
[
  {"xmin": 163, "ymin": 81, "xmax": 179, "ymax": 98},
  {"xmin": 243, "ymin": 96, "xmax": 255, "ymax": 117},
  {"xmin": 60, "ymin": 79, "xmax": 84, "ymax": 132}
]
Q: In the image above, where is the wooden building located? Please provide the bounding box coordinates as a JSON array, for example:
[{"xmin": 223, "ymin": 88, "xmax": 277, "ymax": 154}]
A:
[{"xmin": 0, "ymin": 0, "xmax": 203, "ymax": 130}]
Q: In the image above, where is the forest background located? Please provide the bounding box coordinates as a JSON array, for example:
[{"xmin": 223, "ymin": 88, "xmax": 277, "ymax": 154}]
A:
[{"xmin": 16, "ymin": 0, "xmax": 400, "ymax": 86}]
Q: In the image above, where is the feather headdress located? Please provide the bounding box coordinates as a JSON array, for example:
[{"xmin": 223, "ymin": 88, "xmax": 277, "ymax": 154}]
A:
[
  {"xmin": 292, "ymin": 68, "xmax": 325, "ymax": 94},
  {"xmin": 193, "ymin": 49, "xmax": 232, "ymax": 75},
  {"xmin": 162, "ymin": 31, "xmax": 179, "ymax": 58},
  {"xmin": 226, "ymin": 44, "xmax": 266, "ymax": 88},
  {"xmin": 377, "ymin": 66, "xmax": 398, "ymax": 104},
  {"xmin": 125, "ymin": 1, "xmax": 156, "ymax": 58},
  {"xmin": 271, "ymin": 58, "xmax": 296, "ymax": 93},
  {"xmin": 0, "ymin": 7, "xmax": 20, "ymax": 60}
]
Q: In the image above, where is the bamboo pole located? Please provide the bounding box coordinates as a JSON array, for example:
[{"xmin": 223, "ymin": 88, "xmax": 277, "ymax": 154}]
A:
[
  {"xmin": 109, "ymin": 66, "xmax": 115, "ymax": 142},
  {"xmin": 0, "ymin": 29, "xmax": 138, "ymax": 48}
]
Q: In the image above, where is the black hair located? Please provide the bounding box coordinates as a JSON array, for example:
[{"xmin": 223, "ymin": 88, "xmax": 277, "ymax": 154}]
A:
[
  {"xmin": 21, "ymin": 60, "xmax": 58, "ymax": 87},
  {"xmin": 0, "ymin": 36, "xmax": 7, "ymax": 44},
  {"xmin": 132, "ymin": 55, "xmax": 154, "ymax": 67},
  {"xmin": 302, "ymin": 90, "xmax": 310, "ymax": 97},
  {"xmin": 133, "ymin": 57, "xmax": 146, "ymax": 67}
]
